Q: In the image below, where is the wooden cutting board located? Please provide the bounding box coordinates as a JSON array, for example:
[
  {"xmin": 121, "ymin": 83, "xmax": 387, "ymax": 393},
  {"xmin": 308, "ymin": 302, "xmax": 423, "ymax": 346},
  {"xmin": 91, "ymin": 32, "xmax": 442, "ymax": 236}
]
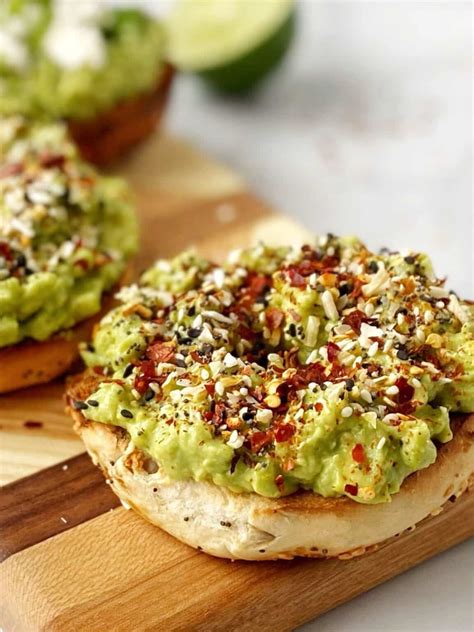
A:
[{"xmin": 0, "ymin": 133, "xmax": 473, "ymax": 632}]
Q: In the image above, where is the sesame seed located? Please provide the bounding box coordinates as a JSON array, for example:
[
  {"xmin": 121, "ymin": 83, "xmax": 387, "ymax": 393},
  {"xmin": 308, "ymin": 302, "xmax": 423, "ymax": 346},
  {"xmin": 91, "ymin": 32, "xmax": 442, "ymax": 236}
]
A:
[
  {"xmin": 367, "ymin": 341, "xmax": 379, "ymax": 357},
  {"xmin": 120, "ymin": 409, "xmax": 133, "ymax": 419},
  {"xmin": 73, "ymin": 400, "xmax": 88, "ymax": 411},
  {"xmin": 341, "ymin": 406, "xmax": 353, "ymax": 418},
  {"xmin": 364, "ymin": 302, "xmax": 375, "ymax": 317},
  {"xmin": 376, "ymin": 437, "xmax": 386, "ymax": 450},
  {"xmin": 415, "ymin": 328, "xmax": 426, "ymax": 343},
  {"xmin": 385, "ymin": 385, "xmax": 399, "ymax": 396},
  {"xmin": 424, "ymin": 310, "xmax": 434, "ymax": 324},
  {"xmin": 227, "ymin": 430, "xmax": 244, "ymax": 449},
  {"xmin": 360, "ymin": 389, "xmax": 372, "ymax": 403}
]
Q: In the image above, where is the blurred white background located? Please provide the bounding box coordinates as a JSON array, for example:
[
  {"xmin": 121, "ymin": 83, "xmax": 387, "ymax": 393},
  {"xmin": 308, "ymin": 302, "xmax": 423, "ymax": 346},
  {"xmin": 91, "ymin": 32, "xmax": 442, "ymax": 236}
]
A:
[
  {"xmin": 123, "ymin": 1, "xmax": 474, "ymax": 630},
  {"xmin": 166, "ymin": 1, "xmax": 473, "ymax": 299}
]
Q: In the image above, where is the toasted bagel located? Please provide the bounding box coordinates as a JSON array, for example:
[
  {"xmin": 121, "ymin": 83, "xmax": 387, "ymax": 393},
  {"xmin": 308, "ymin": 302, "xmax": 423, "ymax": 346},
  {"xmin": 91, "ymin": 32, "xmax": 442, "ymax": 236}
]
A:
[
  {"xmin": 67, "ymin": 372, "xmax": 474, "ymax": 561},
  {"xmin": 0, "ymin": 265, "xmax": 132, "ymax": 394},
  {"xmin": 68, "ymin": 65, "xmax": 174, "ymax": 166}
]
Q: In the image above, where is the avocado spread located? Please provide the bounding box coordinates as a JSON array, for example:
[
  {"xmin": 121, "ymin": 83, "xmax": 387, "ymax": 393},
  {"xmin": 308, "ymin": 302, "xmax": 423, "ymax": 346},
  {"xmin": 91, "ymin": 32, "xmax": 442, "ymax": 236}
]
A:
[
  {"xmin": 0, "ymin": 116, "xmax": 137, "ymax": 346},
  {"xmin": 0, "ymin": 0, "xmax": 166, "ymax": 120},
  {"xmin": 78, "ymin": 237, "xmax": 474, "ymax": 503}
]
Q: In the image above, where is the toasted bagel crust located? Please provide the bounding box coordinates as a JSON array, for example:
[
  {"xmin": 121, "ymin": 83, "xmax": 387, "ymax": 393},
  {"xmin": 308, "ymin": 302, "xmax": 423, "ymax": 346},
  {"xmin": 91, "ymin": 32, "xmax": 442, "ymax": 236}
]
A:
[
  {"xmin": 67, "ymin": 373, "xmax": 474, "ymax": 560},
  {"xmin": 0, "ymin": 269, "xmax": 132, "ymax": 394},
  {"xmin": 68, "ymin": 65, "xmax": 174, "ymax": 165}
]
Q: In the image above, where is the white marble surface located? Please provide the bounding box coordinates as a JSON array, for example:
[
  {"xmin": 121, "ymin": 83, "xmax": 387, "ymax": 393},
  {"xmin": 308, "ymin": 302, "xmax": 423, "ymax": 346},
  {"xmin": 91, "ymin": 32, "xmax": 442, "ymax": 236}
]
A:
[
  {"xmin": 119, "ymin": 1, "xmax": 473, "ymax": 629},
  {"xmin": 167, "ymin": 0, "xmax": 473, "ymax": 299},
  {"xmin": 165, "ymin": 2, "xmax": 473, "ymax": 630}
]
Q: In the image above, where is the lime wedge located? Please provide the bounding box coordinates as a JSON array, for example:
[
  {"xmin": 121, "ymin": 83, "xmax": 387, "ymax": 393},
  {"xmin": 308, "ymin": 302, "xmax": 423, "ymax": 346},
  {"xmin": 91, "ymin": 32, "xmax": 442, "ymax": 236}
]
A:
[{"xmin": 167, "ymin": 0, "xmax": 296, "ymax": 93}]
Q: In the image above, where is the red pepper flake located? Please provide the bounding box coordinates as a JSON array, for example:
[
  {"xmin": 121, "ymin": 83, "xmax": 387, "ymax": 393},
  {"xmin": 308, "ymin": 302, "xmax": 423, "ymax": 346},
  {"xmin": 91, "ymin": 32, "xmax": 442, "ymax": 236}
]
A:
[
  {"xmin": 190, "ymin": 350, "xmax": 207, "ymax": 365},
  {"xmin": 23, "ymin": 420, "xmax": 43, "ymax": 429},
  {"xmin": 344, "ymin": 483, "xmax": 358, "ymax": 496},
  {"xmin": 39, "ymin": 153, "xmax": 65, "ymax": 169},
  {"xmin": 274, "ymin": 423, "xmax": 296, "ymax": 443},
  {"xmin": 290, "ymin": 362, "xmax": 326, "ymax": 389},
  {"xmin": 343, "ymin": 309, "xmax": 369, "ymax": 334},
  {"xmin": 287, "ymin": 266, "xmax": 306, "ymax": 287},
  {"xmin": 327, "ymin": 341, "xmax": 340, "ymax": 362},
  {"xmin": 288, "ymin": 309, "xmax": 302, "ymax": 322},
  {"xmin": 315, "ymin": 402, "xmax": 324, "ymax": 413},
  {"xmin": 0, "ymin": 241, "xmax": 13, "ymax": 261},
  {"xmin": 74, "ymin": 258, "xmax": 89, "ymax": 271},
  {"xmin": 275, "ymin": 474, "xmax": 285, "ymax": 492},
  {"xmin": 211, "ymin": 402, "xmax": 227, "ymax": 426},
  {"xmin": 266, "ymin": 307, "xmax": 285, "ymax": 331},
  {"xmin": 250, "ymin": 430, "xmax": 272, "ymax": 453},
  {"xmin": 247, "ymin": 272, "xmax": 272, "ymax": 296},
  {"xmin": 134, "ymin": 359, "xmax": 157, "ymax": 394},
  {"xmin": 394, "ymin": 377, "xmax": 415, "ymax": 404},
  {"xmin": 204, "ymin": 382, "xmax": 215, "ymax": 396},
  {"xmin": 282, "ymin": 458, "xmax": 295, "ymax": 472},
  {"xmin": 238, "ymin": 324, "xmax": 257, "ymax": 342},
  {"xmin": 146, "ymin": 341, "xmax": 175, "ymax": 364},
  {"xmin": 349, "ymin": 278, "xmax": 364, "ymax": 299},
  {"xmin": 0, "ymin": 162, "xmax": 23, "ymax": 179},
  {"xmin": 352, "ymin": 443, "xmax": 365, "ymax": 463}
]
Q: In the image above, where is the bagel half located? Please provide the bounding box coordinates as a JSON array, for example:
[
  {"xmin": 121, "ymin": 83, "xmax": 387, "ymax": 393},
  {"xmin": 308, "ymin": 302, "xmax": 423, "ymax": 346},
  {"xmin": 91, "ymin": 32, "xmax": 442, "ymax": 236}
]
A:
[
  {"xmin": 67, "ymin": 372, "xmax": 474, "ymax": 561},
  {"xmin": 0, "ymin": 267, "xmax": 132, "ymax": 394},
  {"xmin": 68, "ymin": 65, "xmax": 174, "ymax": 166}
]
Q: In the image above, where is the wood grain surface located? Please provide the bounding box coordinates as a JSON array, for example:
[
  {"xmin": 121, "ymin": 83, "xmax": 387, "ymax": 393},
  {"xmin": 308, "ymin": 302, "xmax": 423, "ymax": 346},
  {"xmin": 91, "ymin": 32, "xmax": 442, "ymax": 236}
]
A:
[
  {"xmin": 0, "ymin": 475, "xmax": 472, "ymax": 631},
  {"xmin": 0, "ymin": 132, "xmax": 472, "ymax": 632}
]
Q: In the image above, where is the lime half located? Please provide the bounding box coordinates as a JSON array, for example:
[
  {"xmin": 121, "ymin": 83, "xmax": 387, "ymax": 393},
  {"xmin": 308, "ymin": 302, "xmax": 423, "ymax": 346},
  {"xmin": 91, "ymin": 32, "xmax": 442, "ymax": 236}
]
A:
[{"xmin": 167, "ymin": 0, "xmax": 296, "ymax": 93}]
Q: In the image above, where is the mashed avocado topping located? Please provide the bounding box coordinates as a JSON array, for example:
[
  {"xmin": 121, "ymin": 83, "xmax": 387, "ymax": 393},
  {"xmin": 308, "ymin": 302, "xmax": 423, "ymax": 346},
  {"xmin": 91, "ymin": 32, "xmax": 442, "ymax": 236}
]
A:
[
  {"xmin": 0, "ymin": 1, "xmax": 166, "ymax": 120},
  {"xmin": 0, "ymin": 117, "xmax": 137, "ymax": 346},
  {"xmin": 78, "ymin": 237, "xmax": 474, "ymax": 503}
]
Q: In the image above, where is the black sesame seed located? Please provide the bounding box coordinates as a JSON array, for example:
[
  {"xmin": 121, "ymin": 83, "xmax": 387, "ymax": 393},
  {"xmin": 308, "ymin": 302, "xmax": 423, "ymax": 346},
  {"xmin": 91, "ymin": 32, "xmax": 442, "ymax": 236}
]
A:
[
  {"xmin": 220, "ymin": 520, "xmax": 232, "ymax": 527},
  {"xmin": 144, "ymin": 388, "xmax": 155, "ymax": 402},
  {"xmin": 367, "ymin": 261, "xmax": 379, "ymax": 273},
  {"xmin": 87, "ymin": 399, "xmax": 99, "ymax": 407},
  {"xmin": 120, "ymin": 409, "xmax": 133, "ymax": 419},
  {"xmin": 188, "ymin": 327, "xmax": 202, "ymax": 338},
  {"xmin": 404, "ymin": 255, "xmax": 415, "ymax": 264},
  {"xmin": 339, "ymin": 283, "xmax": 352, "ymax": 296},
  {"xmin": 259, "ymin": 549, "xmax": 266, "ymax": 553},
  {"xmin": 188, "ymin": 306, "xmax": 196, "ymax": 316},
  {"xmin": 184, "ymin": 516, "xmax": 190, "ymax": 521},
  {"xmin": 175, "ymin": 359, "xmax": 186, "ymax": 368},
  {"xmin": 397, "ymin": 347, "xmax": 409, "ymax": 361},
  {"xmin": 288, "ymin": 323, "xmax": 297, "ymax": 336},
  {"xmin": 345, "ymin": 378, "xmax": 355, "ymax": 391},
  {"xmin": 123, "ymin": 364, "xmax": 133, "ymax": 378},
  {"xmin": 16, "ymin": 253, "xmax": 26, "ymax": 267},
  {"xmin": 73, "ymin": 400, "xmax": 88, "ymax": 410},
  {"xmin": 242, "ymin": 411, "xmax": 254, "ymax": 421}
]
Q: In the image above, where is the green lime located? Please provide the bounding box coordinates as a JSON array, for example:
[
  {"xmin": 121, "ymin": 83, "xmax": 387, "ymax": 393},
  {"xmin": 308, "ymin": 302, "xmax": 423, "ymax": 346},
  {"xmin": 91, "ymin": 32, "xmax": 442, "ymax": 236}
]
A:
[{"xmin": 167, "ymin": 0, "xmax": 296, "ymax": 94}]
